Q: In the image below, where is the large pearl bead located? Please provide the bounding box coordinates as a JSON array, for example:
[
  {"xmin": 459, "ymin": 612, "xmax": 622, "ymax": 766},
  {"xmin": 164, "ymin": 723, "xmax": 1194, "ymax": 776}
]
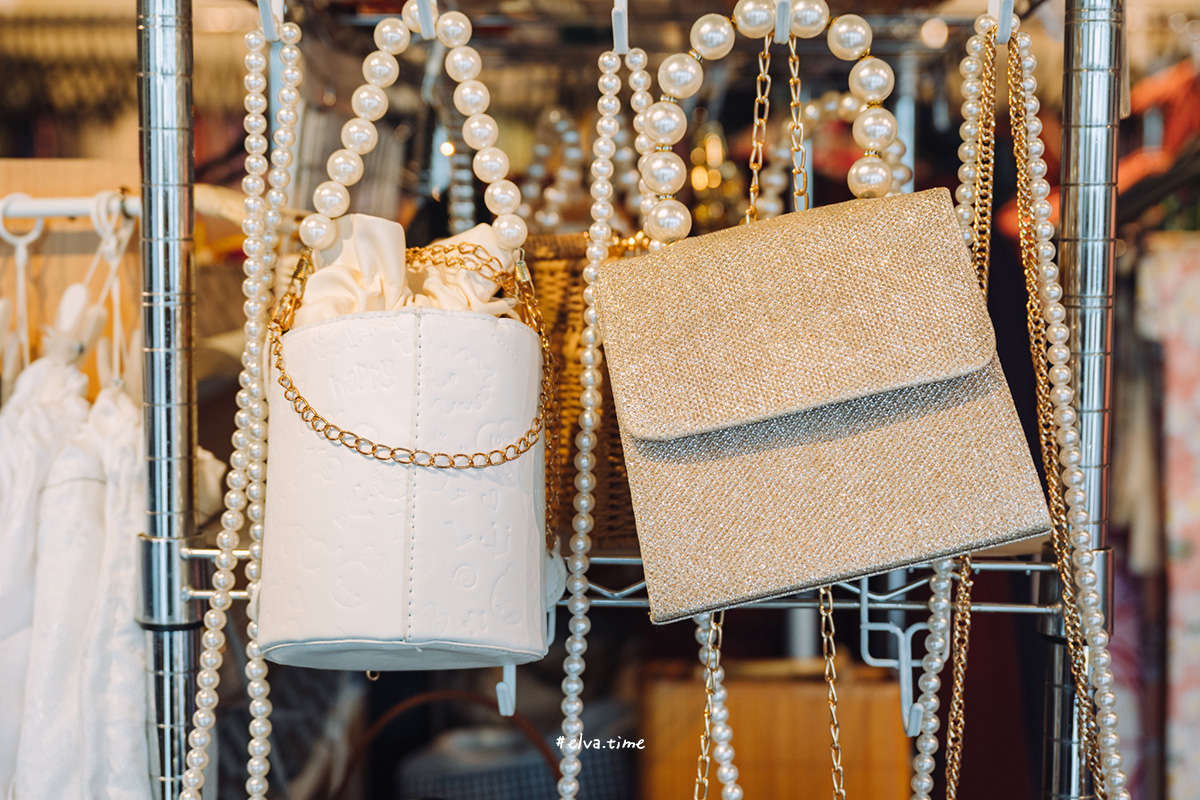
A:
[
  {"xmin": 312, "ymin": 181, "xmax": 350, "ymax": 218},
  {"xmin": 733, "ymin": 0, "xmax": 776, "ymax": 38},
  {"xmin": 641, "ymin": 151, "xmax": 688, "ymax": 195},
  {"xmin": 363, "ymin": 51, "xmax": 399, "ymax": 88},
  {"xmin": 351, "ymin": 85, "xmax": 388, "ymax": 121},
  {"xmin": 435, "ymin": 10, "xmax": 472, "ymax": 47},
  {"xmin": 691, "ymin": 14, "xmax": 736, "ymax": 60},
  {"xmin": 473, "ymin": 146, "xmax": 509, "ymax": 183},
  {"xmin": 847, "ymin": 155, "xmax": 892, "ymax": 198},
  {"xmin": 646, "ymin": 198, "xmax": 692, "ymax": 243},
  {"xmin": 341, "ymin": 118, "xmax": 378, "ymax": 154},
  {"xmin": 299, "ymin": 214, "xmax": 336, "ymax": 249},
  {"xmin": 790, "ymin": 0, "xmax": 830, "ymax": 38},
  {"xmin": 849, "ymin": 57, "xmax": 895, "ymax": 103},
  {"xmin": 453, "ymin": 80, "xmax": 490, "ymax": 116},
  {"xmin": 462, "ymin": 113, "xmax": 498, "ymax": 149},
  {"xmin": 828, "ymin": 14, "xmax": 872, "ymax": 61},
  {"xmin": 852, "ymin": 106, "xmax": 898, "ymax": 151},
  {"xmin": 374, "ymin": 17, "xmax": 410, "ymax": 54},
  {"xmin": 445, "ymin": 46, "xmax": 482, "ymax": 82},
  {"xmin": 658, "ymin": 53, "xmax": 703, "ymax": 100},
  {"xmin": 644, "ymin": 101, "xmax": 688, "ymax": 146},
  {"xmin": 327, "ymin": 149, "xmax": 365, "ymax": 186},
  {"xmin": 493, "ymin": 213, "xmax": 528, "ymax": 249},
  {"xmin": 401, "ymin": 0, "xmax": 437, "ymax": 37}
]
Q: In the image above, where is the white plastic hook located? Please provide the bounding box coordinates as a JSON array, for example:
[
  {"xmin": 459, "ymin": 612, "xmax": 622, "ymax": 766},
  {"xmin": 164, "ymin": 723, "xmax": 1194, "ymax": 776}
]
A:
[
  {"xmin": 612, "ymin": 0, "xmax": 629, "ymax": 55},
  {"xmin": 417, "ymin": 0, "xmax": 437, "ymax": 41},
  {"xmin": 988, "ymin": 0, "xmax": 1016, "ymax": 44},
  {"xmin": 774, "ymin": 0, "xmax": 792, "ymax": 43},
  {"xmin": 0, "ymin": 193, "xmax": 46, "ymax": 370},
  {"xmin": 495, "ymin": 664, "xmax": 517, "ymax": 717},
  {"xmin": 257, "ymin": 0, "xmax": 285, "ymax": 41}
]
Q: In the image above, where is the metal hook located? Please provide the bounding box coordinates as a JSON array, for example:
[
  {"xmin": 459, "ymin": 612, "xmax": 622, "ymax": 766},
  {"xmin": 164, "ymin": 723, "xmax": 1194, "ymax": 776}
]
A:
[{"xmin": 612, "ymin": 0, "xmax": 629, "ymax": 55}]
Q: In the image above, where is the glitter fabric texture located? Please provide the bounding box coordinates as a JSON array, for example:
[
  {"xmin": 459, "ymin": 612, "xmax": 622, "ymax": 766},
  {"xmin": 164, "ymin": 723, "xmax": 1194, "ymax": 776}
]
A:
[{"xmin": 595, "ymin": 188, "xmax": 1050, "ymax": 624}]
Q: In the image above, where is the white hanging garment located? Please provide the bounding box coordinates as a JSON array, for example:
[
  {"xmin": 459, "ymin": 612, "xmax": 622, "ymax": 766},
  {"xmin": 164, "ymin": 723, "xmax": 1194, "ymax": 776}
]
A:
[
  {"xmin": 0, "ymin": 358, "xmax": 90, "ymax": 794},
  {"xmin": 11, "ymin": 387, "xmax": 150, "ymax": 800}
]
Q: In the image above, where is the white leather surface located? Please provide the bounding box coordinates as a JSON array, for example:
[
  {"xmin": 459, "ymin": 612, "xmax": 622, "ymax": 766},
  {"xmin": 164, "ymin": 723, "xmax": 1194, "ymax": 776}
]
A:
[{"xmin": 259, "ymin": 307, "xmax": 548, "ymax": 670}]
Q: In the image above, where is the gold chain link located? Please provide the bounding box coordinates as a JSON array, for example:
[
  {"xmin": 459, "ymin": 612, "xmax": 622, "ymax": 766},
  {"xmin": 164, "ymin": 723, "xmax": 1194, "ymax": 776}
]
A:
[
  {"xmin": 969, "ymin": 32, "xmax": 999, "ymax": 295},
  {"xmin": 745, "ymin": 35, "xmax": 772, "ymax": 223},
  {"xmin": 943, "ymin": 557, "xmax": 974, "ymax": 797},
  {"xmin": 819, "ymin": 587, "xmax": 848, "ymax": 800},
  {"xmin": 268, "ymin": 244, "xmax": 560, "ymax": 551},
  {"xmin": 693, "ymin": 611, "xmax": 726, "ymax": 800},
  {"xmin": 786, "ymin": 35, "xmax": 809, "ymax": 212},
  {"xmin": 1006, "ymin": 40, "xmax": 1108, "ymax": 798}
]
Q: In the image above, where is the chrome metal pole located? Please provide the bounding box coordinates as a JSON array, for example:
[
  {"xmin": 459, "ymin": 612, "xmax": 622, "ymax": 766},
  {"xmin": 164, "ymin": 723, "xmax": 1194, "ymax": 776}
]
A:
[
  {"xmin": 136, "ymin": 2, "xmax": 204, "ymax": 799},
  {"xmin": 1042, "ymin": 0, "xmax": 1122, "ymax": 794}
]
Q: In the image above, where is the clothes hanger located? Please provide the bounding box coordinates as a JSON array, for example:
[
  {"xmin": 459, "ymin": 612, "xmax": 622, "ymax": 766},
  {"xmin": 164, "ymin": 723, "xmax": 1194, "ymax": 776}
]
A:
[{"xmin": 0, "ymin": 193, "xmax": 46, "ymax": 401}]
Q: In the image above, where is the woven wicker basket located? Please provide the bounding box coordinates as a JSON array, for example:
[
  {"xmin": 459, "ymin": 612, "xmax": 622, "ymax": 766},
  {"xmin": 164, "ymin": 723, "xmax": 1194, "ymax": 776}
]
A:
[{"xmin": 526, "ymin": 233, "xmax": 639, "ymax": 554}]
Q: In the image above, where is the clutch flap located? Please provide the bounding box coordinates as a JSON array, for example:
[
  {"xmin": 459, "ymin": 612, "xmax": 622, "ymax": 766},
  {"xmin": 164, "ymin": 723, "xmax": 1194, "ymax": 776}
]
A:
[{"xmin": 594, "ymin": 188, "xmax": 996, "ymax": 441}]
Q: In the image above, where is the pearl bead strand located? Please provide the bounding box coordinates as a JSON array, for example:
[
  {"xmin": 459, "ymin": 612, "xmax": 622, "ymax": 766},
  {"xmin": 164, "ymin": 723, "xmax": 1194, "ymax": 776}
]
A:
[
  {"xmin": 556, "ymin": 47, "xmax": 631, "ymax": 800},
  {"xmin": 1009, "ymin": 27, "xmax": 1129, "ymax": 799},
  {"xmin": 179, "ymin": 22, "xmax": 302, "ymax": 800},
  {"xmin": 696, "ymin": 614, "xmax": 743, "ymax": 800},
  {"xmin": 298, "ymin": 10, "xmax": 529, "ymax": 254},
  {"xmin": 908, "ymin": 559, "xmax": 955, "ymax": 800}
]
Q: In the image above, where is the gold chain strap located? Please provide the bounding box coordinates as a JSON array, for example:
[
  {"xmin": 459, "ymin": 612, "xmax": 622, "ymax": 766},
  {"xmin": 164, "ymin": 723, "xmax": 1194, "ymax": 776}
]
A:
[
  {"xmin": 1006, "ymin": 41, "xmax": 1108, "ymax": 797},
  {"xmin": 268, "ymin": 244, "xmax": 560, "ymax": 550},
  {"xmin": 819, "ymin": 587, "xmax": 848, "ymax": 799},
  {"xmin": 744, "ymin": 35, "xmax": 772, "ymax": 223},
  {"xmin": 969, "ymin": 31, "xmax": 999, "ymax": 295},
  {"xmin": 786, "ymin": 36, "xmax": 809, "ymax": 212},
  {"xmin": 693, "ymin": 611, "xmax": 726, "ymax": 800},
  {"xmin": 943, "ymin": 557, "xmax": 974, "ymax": 797}
]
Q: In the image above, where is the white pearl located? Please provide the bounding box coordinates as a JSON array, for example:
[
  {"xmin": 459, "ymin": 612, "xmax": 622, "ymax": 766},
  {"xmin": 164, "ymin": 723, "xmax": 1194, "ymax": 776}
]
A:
[
  {"xmin": 453, "ymin": 80, "xmax": 490, "ymax": 116},
  {"xmin": 351, "ymin": 85, "xmax": 388, "ymax": 121},
  {"xmin": 828, "ymin": 15, "xmax": 872, "ymax": 61},
  {"xmin": 849, "ymin": 57, "xmax": 894, "ymax": 103},
  {"xmin": 790, "ymin": 0, "xmax": 830, "ymax": 37},
  {"xmin": 435, "ymin": 10, "xmax": 471, "ymax": 47},
  {"xmin": 691, "ymin": 14, "xmax": 736, "ymax": 60},
  {"xmin": 312, "ymin": 181, "xmax": 350, "ymax": 218},
  {"xmin": 631, "ymin": 89, "xmax": 653, "ymax": 112},
  {"xmin": 598, "ymin": 51, "xmax": 620, "ymax": 74},
  {"xmin": 848, "ymin": 155, "xmax": 892, "ymax": 198},
  {"xmin": 722, "ymin": 783, "xmax": 744, "ymax": 800},
  {"xmin": 473, "ymin": 146, "xmax": 509, "ymax": 183},
  {"xmin": 644, "ymin": 101, "xmax": 688, "ymax": 146},
  {"xmin": 734, "ymin": 0, "xmax": 776, "ymax": 37},
  {"xmin": 363, "ymin": 51, "xmax": 399, "ymax": 88},
  {"xmin": 493, "ymin": 213, "xmax": 528, "ymax": 249},
  {"xmin": 401, "ymin": 0, "xmax": 437, "ymax": 37},
  {"xmin": 458, "ymin": 112, "xmax": 496, "ymax": 149},
  {"xmin": 374, "ymin": 17, "xmax": 410, "ymax": 55},
  {"xmin": 838, "ymin": 93, "xmax": 865, "ymax": 122},
  {"xmin": 658, "ymin": 53, "xmax": 704, "ymax": 100},
  {"xmin": 484, "ymin": 179, "xmax": 520, "ymax": 215},
  {"xmin": 327, "ymin": 149, "xmax": 365, "ymax": 186},
  {"xmin": 646, "ymin": 198, "xmax": 692, "ymax": 243},
  {"xmin": 336, "ymin": 119, "xmax": 376, "ymax": 159},
  {"xmin": 299, "ymin": 214, "xmax": 336, "ymax": 249},
  {"xmin": 625, "ymin": 47, "xmax": 649, "ymax": 70},
  {"xmin": 712, "ymin": 743, "xmax": 735, "ymax": 765},
  {"xmin": 851, "ymin": 106, "xmax": 897, "ymax": 152},
  {"xmin": 892, "ymin": 163, "xmax": 913, "ymax": 186},
  {"xmin": 445, "ymin": 46, "xmax": 482, "ymax": 82}
]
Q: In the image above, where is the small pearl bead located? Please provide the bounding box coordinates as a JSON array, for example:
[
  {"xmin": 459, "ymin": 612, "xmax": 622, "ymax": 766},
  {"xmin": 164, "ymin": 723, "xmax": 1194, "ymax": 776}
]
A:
[
  {"xmin": 351, "ymin": 85, "xmax": 388, "ymax": 121},
  {"xmin": 851, "ymin": 106, "xmax": 898, "ymax": 151},
  {"xmin": 299, "ymin": 213, "xmax": 337, "ymax": 249},
  {"xmin": 445, "ymin": 46, "xmax": 482, "ymax": 82},
  {"xmin": 691, "ymin": 14, "xmax": 736, "ymax": 60},
  {"xmin": 790, "ymin": 0, "xmax": 830, "ymax": 37},
  {"xmin": 341, "ymin": 118, "xmax": 378, "ymax": 155},
  {"xmin": 374, "ymin": 17, "xmax": 410, "ymax": 54},
  {"xmin": 658, "ymin": 53, "xmax": 704, "ymax": 100},
  {"xmin": 473, "ymin": 146, "xmax": 509, "ymax": 183},
  {"xmin": 462, "ymin": 113, "xmax": 498, "ymax": 150},
  {"xmin": 435, "ymin": 10, "xmax": 472, "ymax": 47},
  {"xmin": 327, "ymin": 149, "xmax": 365, "ymax": 186},
  {"xmin": 848, "ymin": 155, "xmax": 892, "ymax": 198},
  {"xmin": 401, "ymin": 0, "xmax": 437, "ymax": 37},
  {"xmin": 828, "ymin": 15, "xmax": 872, "ymax": 61},
  {"xmin": 312, "ymin": 181, "xmax": 350, "ymax": 218},
  {"xmin": 493, "ymin": 213, "xmax": 528, "ymax": 249},
  {"xmin": 625, "ymin": 47, "xmax": 649, "ymax": 71},
  {"xmin": 363, "ymin": 51, "xmax": 399, "ymax": 88},
  {"xmin": 484, "ymin": 179, "xmax": 520, "ymax": 215},
  {"xmin": 849, "ymin": 57, "xmax": 895, "ymax": 104},
  {"xmin": 598, "ymin": 51, "xmax": 620, "ymax": 74},
  {"xmin": 454, "ymin": 80, "xmax": 490, "ymax": 116},
  {"xmin": 734, "ymin": 0, "xmax": 776, "ymax": 37}
]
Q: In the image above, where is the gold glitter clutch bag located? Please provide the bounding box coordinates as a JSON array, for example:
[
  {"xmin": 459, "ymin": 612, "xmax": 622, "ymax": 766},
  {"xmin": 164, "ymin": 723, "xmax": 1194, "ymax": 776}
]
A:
[{"xmin": 594, "ymin": 188, "xmax": 1051, "ymax": 624}]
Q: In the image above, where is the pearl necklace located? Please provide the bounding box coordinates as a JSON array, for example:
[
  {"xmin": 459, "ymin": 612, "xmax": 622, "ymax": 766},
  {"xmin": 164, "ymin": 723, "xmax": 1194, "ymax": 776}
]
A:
[
  {"xmin": 635, "ymin": 1, "xmax": 902, "ymax": 249},
  {"xmin": 909, "ymin": 558, "xmax": 955, "ymax": 798},
  {"xmin": 178, "ymin": 21, "xmax": 302, "ymax": 800},
  {"xmin": 297, "ymin": 6, "xmax": 529, "ymax": 254},
  {"xmin": 912, "ymin": 16, "xmax": 1131, "ymax": 800},
  {"xmin": 518, "ymin": 112, "xmax": 586, "ymax": 232}
]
